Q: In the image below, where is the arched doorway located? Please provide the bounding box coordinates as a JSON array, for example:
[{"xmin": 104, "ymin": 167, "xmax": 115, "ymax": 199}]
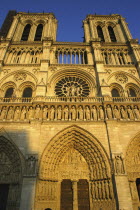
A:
[
  {"xmin": 0, "ymin": 135, "xmax": 23, "ymax": 210},
  {"xmin": 125, "ymin": 133, "xmax": 140, "ymax": 209},
  {"xmin": 35, "ymin": 126, "xmax": 116, "ymax": 210}
]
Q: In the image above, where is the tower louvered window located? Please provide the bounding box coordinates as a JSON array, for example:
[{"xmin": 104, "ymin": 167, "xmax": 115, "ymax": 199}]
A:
[
  {"xmin": 21, "ymin": 24, "xmax": 31, "ymax": 41},
  {"xmin": 108, "ymin": 26, "xmax": 116, "ymax": 42},
  {"xmin": 34, "ymin": 24, "xmax": 43, "ymax": 41},
  {"xmin": 97, "ymin": 25, "xmax": 105, "ymax": 42}
]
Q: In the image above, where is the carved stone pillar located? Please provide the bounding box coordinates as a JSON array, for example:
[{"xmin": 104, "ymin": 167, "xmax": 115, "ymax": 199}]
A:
[{"xmin": 72, "ymin": 180, "xmax": 78, "ymax": 210}]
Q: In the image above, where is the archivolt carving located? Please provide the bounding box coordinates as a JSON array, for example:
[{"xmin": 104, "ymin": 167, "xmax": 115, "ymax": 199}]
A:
[
  {"xmin": 39, "ymin": 125, "xmax": 111, "ymax": 181},
  {"xmin": 125, "ymin": 132, "xmax": 140, "ymax": 176}
]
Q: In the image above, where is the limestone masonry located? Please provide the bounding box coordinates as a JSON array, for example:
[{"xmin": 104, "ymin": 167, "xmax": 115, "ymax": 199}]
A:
[{"xmin": 0, "ymin": 11, "xmax": 140, "ymax": 210}]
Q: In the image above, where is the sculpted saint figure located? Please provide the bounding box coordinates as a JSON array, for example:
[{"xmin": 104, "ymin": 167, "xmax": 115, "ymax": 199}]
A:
[
  {"xmin": 50, "ymin": 106, "xmax": 55, "ymax": 120},
  {"xmin": 42, "ymin": 106, "xmax": 48, "ymax": 120},
  {"xmin": 127, "ymin": 106, "xmax": 134, "ymax": 120},
  {"xmin": 133, "ymin": 105, "xmax": 140, "ymax": 120},
  {"xmin": 71, "ymin": 85, "xmax": 76, "ymax": 96},
  {"xmin": 85, "ymin": 106, "xmax": 90, "ymax": 120},
  {"xmin": 28, "ymin": 106, "xmax": 34, "ymax": 120},
  {"xmin": 115, "ymin": 156, "xmax": 124, "ymax": 174},
  {"xmin": 99, "ymin": 106, "xmax": 104, "ymax": 120},
  {"xmin": 120, "ymin": 106, "xmax": 127, "ymax": 119},
  {"xmin": 91, "ymin": 105, "xmax": 97, "ymax": 120},
  {"xmin": 14, "ymin": 106, "xmax": 20, "ymax": 120},
  {"xmin": 34, "ymin": 105, "xmax": 41, "ymax": 119},
  {"xmin": 21, "ymin": 106, "xmax": 27, "ymax": 120},
  {"xmin": 78, "ymin": 106, "xmax": 83, "ymax": 120},
  {"xmin": 57, "ymin": 106, "xmax": 62, "ymax": 120},
  {"xmin": 106, "ymin": 105, "xmax": 112, "ymax": 119},
  {"xmin": 70, "ymin": 106, "xmax": 76, "ymax": 120},
  {"xmin": 7, "ymin": 106, "xmax": 14, "ymax": 120},
  {"xmin": 113, "ymin": 105, "xmax": 120, "ymax": 119},
  {"xmin": 64, "ymin": 106, "xmax": 69, "ymax": 120},
  {"xmin": 0, "ymin": 107, "xmax": 7, "ymax": 120}
]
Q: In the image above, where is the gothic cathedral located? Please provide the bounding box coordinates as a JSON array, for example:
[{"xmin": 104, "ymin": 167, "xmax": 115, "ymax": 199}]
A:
[{"xmin": 0, "ymin": 11, "xmax": 140, "ymax": 210}]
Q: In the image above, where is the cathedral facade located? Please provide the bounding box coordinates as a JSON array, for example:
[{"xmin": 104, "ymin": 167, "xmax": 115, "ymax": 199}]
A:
[{"xmin": 0, "ymin": 11, "xmax": 140, "ymax": 210}]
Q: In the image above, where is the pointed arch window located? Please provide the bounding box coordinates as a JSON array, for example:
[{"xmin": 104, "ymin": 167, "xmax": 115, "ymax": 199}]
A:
[
  {"xmin": 129, "ymin": 88, "xmax": 136, "ymax": 97},
  {"xmin": 108, "ymin": 26, "xmax": 116, "ymax": 42},
  {"xmin": 111, "ymin": 88, "xmax": 120, "ymax": 97},
  {"xmin": 21, "ymin": 24, "xmax": 31, "ymax": 41},
  {"xmin": 97, "ymin": 25, "xmax": 105, "ymax": 42},
  {"xmin": 34, "ymin": 24, "xmax": 43, "ymax": 41},
  {"xmin": 5, "ymin": 87, "xmax": 14, "ymax": 98},
  {"xmin": 22, "ymin": 87, "xmax": 32, "ymax": 98}
]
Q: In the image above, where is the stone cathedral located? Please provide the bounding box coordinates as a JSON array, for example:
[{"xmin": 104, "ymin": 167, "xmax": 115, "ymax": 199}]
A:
[{"xmin": 0, "ymin": 10, "xmax": 140, "ymax": 210}]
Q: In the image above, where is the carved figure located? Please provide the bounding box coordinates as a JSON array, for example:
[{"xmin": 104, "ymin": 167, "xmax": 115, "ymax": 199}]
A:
[
  {"xmin": 64, "ymin": 106, "xmax": 69, "ymax": 120},
  {"xmin": 70, "ymin": 106, "xmax": 76, "ymax": 120},
  {"xmin": 106, "ymin": 105, "xmax": 112, "ymax": 119},
  {"xmin": 26, "ymin": 155, "xmax": 36, "ymax": 176},
  {"xmin": 28, "ymin": 106, "xmax": 34, "ymax": 120},
  {"xmin": 0, "ymin": 107, "xmax": 7, "ymax": 120},
  {"xmin": 50, "ymin": 106, "xmax": 55, "ymax": 120},
  {"xmin": 35, "ymin": 105, "xmax": 41, "ymax": 119},
  {"xmin": 42, "ymin": 106, "xmax": 48, "ymax": 120},
  {"xmin": 133, "ymin": 105, "xmax": 140, "ymax": 120},
  {"xmin": 113, "ymin": 105, "xmax": 120, "ymax": 119},
  {"xmin": 91, "ymin": 105, "xmax": 97, "ymax": 120},
  {"xmin": 71, "ymin": 85, "xmax": 76, "ymax": 96},
  {"xmin": 21, "ymin": 106, "xmax": 27, "ymax": 120},
  {"xmin": 78, "ymin": 106, "xmax": 83, "ymax": 120},
  {"xmin": 85, "ymin": 106, "xmax": 90, "ymax": 120},
  {"xmin": 115, "ymin": 155, "xmax": 125, "ymax": 174},
  {"xmin": 127, "ymin": 106, "xmax": 134, "ymax": 120},
  {"xmin": 12, "ymin": 88, "xmax": 16, "ymax": 98},
  {"xmin": 7, "ymin": 106, "xmax": 14, "ymax": 120},
  {"xmin": 99, "ymin": 106, "xmax": 104, "ymax": 120},
  {"xmin": 57, "ymin": 106, "xmax": 62, "ymax": 120},
  {"xmin": 120, "ymin": 106, "xmax": 127, "ymax": 119},
  {"xmin": 14, "ymin": 107, "xmax": 20, "ymax": 120}
]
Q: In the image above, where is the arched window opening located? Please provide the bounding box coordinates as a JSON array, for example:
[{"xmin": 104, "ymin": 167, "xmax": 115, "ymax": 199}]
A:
[
  {"xmin": 129, "ymin": 88, "xmax": 136, "ymax": 97},
  {"xmin": 97, "ymin": 26, "xmax": 105, "ymax": 42},
  {"xmin": 34, "ymin": 24, "xmax": 43, "ymax": 41},
  {"xmin": 21, "ymin": 24, "xmax": 31, "ymax": 41},
  {"xmin": 136, "ymin": 178, "xmax": 140, "ymax": 200},
  {"xmin": 22, "ymin": 87, "xmax": 32, "ymax": 98},
  {"xmin": 111, "ymin": 88, "xmax": 120, "ymax": 97},
  {"xmin": 108, "ymin": 26, "xmax": 116, "ymax": 42},
  {"xmin": 5, "ymin": 87, "xmax": 14, "ymax": 98}
]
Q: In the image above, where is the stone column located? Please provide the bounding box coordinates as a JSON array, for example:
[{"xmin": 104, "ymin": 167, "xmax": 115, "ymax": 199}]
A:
[
  {"xmin": 83, "ymin": 20, "xmax": 90, "ymax": 42},
  {"xmin": 72, "ymin": 180, "xmax": 78, "ymax": 210}
]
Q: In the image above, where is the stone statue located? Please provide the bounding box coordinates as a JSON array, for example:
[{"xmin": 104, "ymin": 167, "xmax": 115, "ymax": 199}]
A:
[
  {"xmin": 85, "ymin": 106, "xmax": 90, "ymax": 120},
  {"xmin": 7, "ymin": 106, "xmax": 14, "ymax": 120},
  {"xmin": 71, "ymin": 85, "xmax": 76, "ymax": 96},
  {"xmin": 115, "ymin": 155, "xmax": 125, "ymax": 174},
  {"xmin": 0, "ymin": 106, "xmax": 7, "ymax": 120},
  {"xmin": 133, "ymin": 105, "xmax": 140, "ymax": 120},
  {"xmin": 14, "ymin": 106, "xmax": 20, "ymax": 120},
  {"xmin": 50, "ymin": 106, "xmax": 55, "ymax": 120},
  {"xmin": 78, "ymin": 106, "xmax": 83, "ymax": 120},
  {"xmin": 34, "ymin": 105, "xmax": 41, "ymax": 119},
  {"xmin": 70, "ymin": 106, "xmax": 76, "ymax": 120},
  {"xmin": 57, "ymin": 106, "xmax": 62, "ymax": 120},
  {"xmin": 120, "ymin": 106, "xmax": 127, "ymax": 119},
  {"xmin": 99, "ymin": 106, "xmax": 104, "ymax": 120},
  {"xmin": 106, "ymin": 105, "xmax": 112, "ymax": 119},
  {"xmin": 91, "ymin": 105, "xmax": 97, "ymax": 120},
  {"xmin": 12, "ymin": 88, "xmax": 16, "ymax": 98},
  {"xmin": 21, "ymin": 106, "xmax": 27, "ymax": 120},
  {"xmin": 113, "ymin": 105, "xmax": 120, "ymax": 119},
  {"xmin": 127, "ymin": 106, "xmax": 134, "ymax": 120},
  {"xmin": 42, "ymin": 106, "xmax": 48, "ymax": 120},
  {"xmin": 28, "ymin": 106, "xmax": 34, "ymax": 120},
  {"xmin": 64, "ymin": 106, "xmax": 69, "ymax": 120},
  {"xmin": 26, "ymin": 155, "xmax": 37, "ymax": 176}
]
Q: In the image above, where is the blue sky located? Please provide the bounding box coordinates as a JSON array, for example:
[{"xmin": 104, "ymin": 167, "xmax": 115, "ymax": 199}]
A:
[{"xmin": 0, "ymin": 0, "xmax": 140, "ymax": 42}]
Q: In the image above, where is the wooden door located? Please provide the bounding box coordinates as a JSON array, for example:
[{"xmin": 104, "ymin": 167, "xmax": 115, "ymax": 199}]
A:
[
  {"xmin": 61, "ymin": 179, "xmax": 73, "ymax": 210},
  {"xmin": 0, "ymin": 184, "xmax": 9, "ymax": 210},
  {"xmin": 77, "ymin": 179, "xmax": 90, "ymax": 210}
]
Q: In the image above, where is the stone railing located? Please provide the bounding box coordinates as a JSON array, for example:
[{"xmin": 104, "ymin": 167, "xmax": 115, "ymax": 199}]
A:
[{"xmin": 0, "ymin": 97, "xmax": 140, "ymax": 122}]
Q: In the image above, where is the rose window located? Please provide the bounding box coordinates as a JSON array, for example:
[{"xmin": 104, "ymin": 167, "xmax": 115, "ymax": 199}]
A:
[{"xmin": 55, "ymin": 77, "xmax": 90, "ymax": 97}]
